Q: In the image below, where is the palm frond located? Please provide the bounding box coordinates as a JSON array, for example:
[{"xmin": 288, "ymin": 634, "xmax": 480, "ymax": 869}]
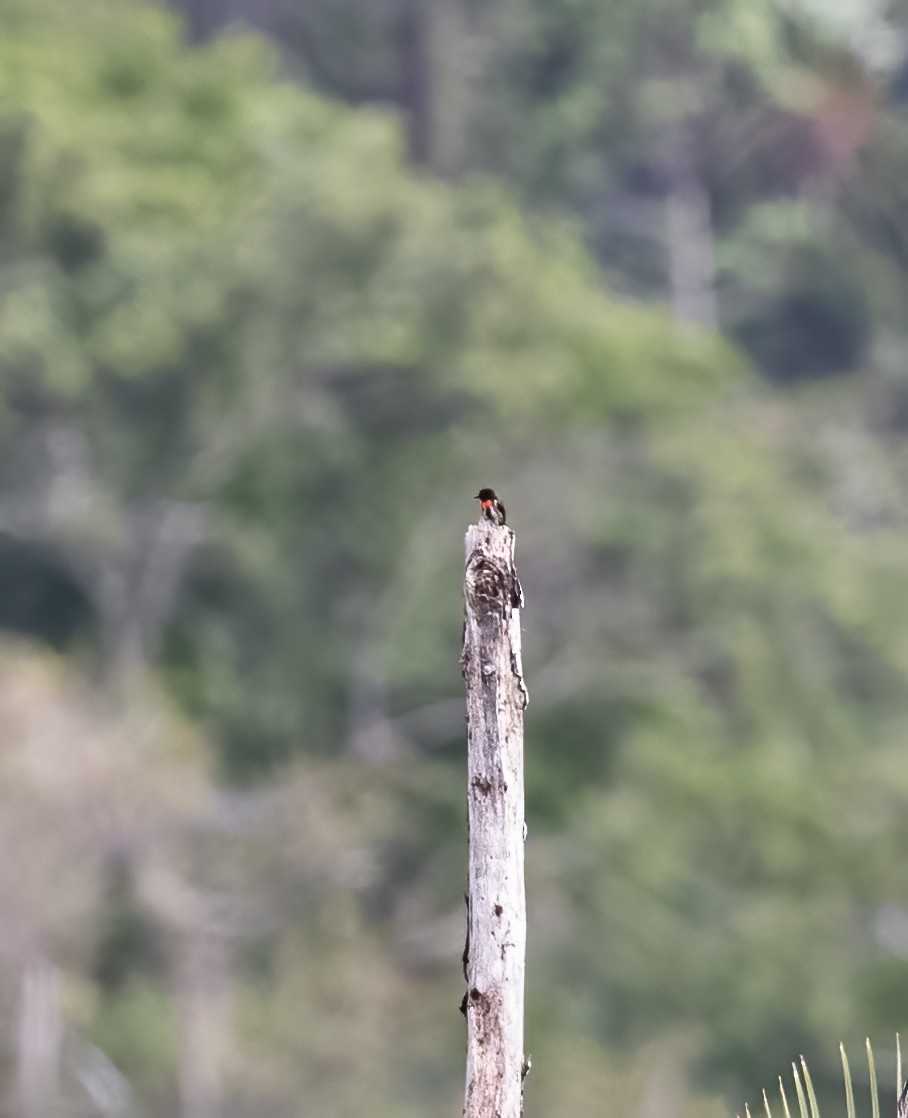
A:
[
  {"xmin": 841, "ymin": 1043, "xmax": 855, "ymax": 1118},
  {"xmin": 742, "ymin": 1037, "xmax": 908, "ymax": 1118},
  {"xmin": 867, "ymin": 1038, "xmax": 879, "ymax": 1118}
]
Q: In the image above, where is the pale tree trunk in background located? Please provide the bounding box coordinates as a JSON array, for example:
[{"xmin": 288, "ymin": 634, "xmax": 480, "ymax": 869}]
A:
[
  {"xmin": 664, "ymin": 132, "xmax": 718, "ymax": 332},
  {"xmin": 95, "ymin": 501, "xmax": 205, "ymax": 678},
  {"xmin": 636, "ymin": 1049, "xmax": 684, "ymax": 1118},
  {"xmin": 399, "ymin": 0, "xmax": 434, "ymax": 164},
  {"xmin": 461, "ymin": 520, "xmax": 528, "ymax": 1118},
  {"xmin": 15, "ymin": 955, "xmax": 62, "ymax": 1118},
  {"xmin": 429, "ymin": 0, "xmax": 492, "ymax": 176},
  {"xmin": 400, "ymin": 0, "xmax": 496, "ymax": 174},
  {"xmin": 178, "ymin": 929, "xmax": 230, "ymax": 1118}
]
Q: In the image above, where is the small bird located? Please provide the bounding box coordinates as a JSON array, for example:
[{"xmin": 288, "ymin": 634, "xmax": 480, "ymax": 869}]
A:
[
  {"xmin": 474, "ymin": 487, "xmax": 507, "ymax": 526},
  {"xmin": 473, "ymin": 487, "xmax": 523, "ymax": 610}
]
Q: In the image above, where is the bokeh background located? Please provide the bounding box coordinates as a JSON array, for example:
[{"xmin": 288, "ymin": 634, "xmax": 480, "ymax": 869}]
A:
[{"xmin": 2, "ymin": 0, "xmax": 908, "ymax": 1114}]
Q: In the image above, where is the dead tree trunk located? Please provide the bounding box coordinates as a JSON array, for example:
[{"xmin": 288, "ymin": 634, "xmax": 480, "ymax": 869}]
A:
[
  {"xmin": 15, "ymin": 955, "xmax": 62, "ymax": 1118},
  {"xmin": 461, "ymin": 519, "xmax": 528, "ymax": 1118}
]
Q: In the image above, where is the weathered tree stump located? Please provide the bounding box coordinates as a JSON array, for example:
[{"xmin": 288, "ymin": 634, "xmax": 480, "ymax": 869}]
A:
[{"xmin": 461, "ymin": 518, "xmax": 528, "ymax": 1118}]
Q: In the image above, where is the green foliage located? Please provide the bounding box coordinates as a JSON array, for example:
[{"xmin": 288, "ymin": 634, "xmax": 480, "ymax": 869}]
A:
[
  {"xmin": 1, "ymin": 0, "xmax": 908, "ymax": 1116},
  {"xmin": 747, "ymin": 1039, "xmax": 900, "ymax": 1118},
  {"xmin": 0, "ymin": 0, "xmax": 743, "ymax": 777},
  {"xmin": 89, "ymin": 984, "xmax": 178, "ymax": 1095}
]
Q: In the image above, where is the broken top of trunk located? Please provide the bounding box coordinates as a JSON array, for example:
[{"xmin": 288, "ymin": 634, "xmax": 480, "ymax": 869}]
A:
[{"xmin": 461, "ymin": 519, "xmax": 527, "ymax": 1118}]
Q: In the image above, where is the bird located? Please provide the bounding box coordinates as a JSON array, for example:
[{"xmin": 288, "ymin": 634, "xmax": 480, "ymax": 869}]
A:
[
  {"xmin": 474, "ymin": 487, "xmax": 506, "ymax": 525},
  {"xmin": 473, "ymin": 487, "xmax": 523, "ymax": 610}
]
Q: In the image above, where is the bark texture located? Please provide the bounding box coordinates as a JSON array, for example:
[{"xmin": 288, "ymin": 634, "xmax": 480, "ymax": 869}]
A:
[{"xmin": 461, "ymin": 520, "xmax": 527, "ymax": 1118}]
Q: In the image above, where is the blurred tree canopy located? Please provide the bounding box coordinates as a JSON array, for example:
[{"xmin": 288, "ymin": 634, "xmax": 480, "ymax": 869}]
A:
[
  {"xmin": 1, "ymin": 0, "xmax": 908, "ymax": 1116},
  {"xmin": 171, "ymin": 0, "xmax": 908, "ymax": 385}
]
